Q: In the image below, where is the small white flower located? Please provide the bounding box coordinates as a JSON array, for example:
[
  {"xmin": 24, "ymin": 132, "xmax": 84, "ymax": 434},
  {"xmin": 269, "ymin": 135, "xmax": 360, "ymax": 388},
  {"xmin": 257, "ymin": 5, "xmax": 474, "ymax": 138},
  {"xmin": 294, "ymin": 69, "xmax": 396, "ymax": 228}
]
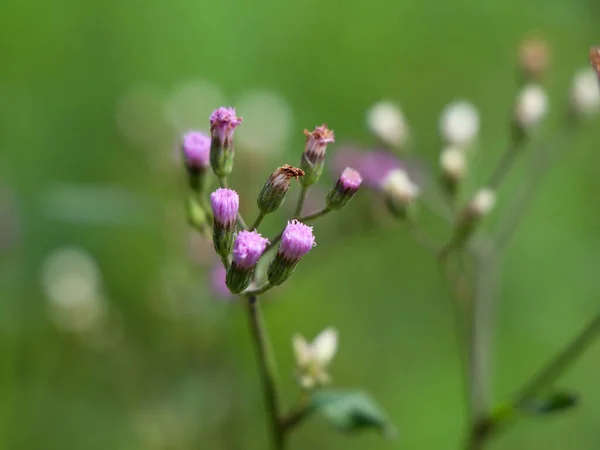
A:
[
  {"xmin": 381, "ymin": 169, "xmax": 420, "ymax": 204},
  {"xmin": 515, "ymin": 84, "xmax": 548, "ymax": 129},
  {"xmin": 470, "ymin": 188, "xmax": 496, "ymax": 217},
  {"xmin": 439, "ymin": 101, "xmax": 480, "ymax": 146},
  {"xmin": 293, "ymin": 328, "xmax": 338, "ymax": 389},
  {"xmin": 570, "ymin": 68, "xmax": 600, "ymax": 116},
  {"xmin": 440, "ymin": 146, "xmax": 467, "ymax": 181},
  {"xmin": 366, "ymin": 101, "xmax": 409, "ymax": 148}
]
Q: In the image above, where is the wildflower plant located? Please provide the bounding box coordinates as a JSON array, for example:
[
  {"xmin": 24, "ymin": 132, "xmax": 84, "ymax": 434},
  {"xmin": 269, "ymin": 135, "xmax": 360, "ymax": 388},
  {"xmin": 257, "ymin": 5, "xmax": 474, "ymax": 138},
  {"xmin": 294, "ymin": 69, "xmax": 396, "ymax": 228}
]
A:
[
  {"xmin": 181, "ymin": 112, "xmax": 391, "ymax": 448},
  {"xmin": 355, "ymin": 43, "xmax": 600, "ymax": 449}
]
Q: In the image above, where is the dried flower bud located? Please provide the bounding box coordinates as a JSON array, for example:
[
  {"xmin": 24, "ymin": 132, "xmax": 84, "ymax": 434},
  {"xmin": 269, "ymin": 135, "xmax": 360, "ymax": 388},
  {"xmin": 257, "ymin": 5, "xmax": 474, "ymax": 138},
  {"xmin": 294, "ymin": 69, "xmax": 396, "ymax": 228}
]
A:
[
  {"xmin": 380, "ymin": 169, "xmax": 420, "ymax": 220},
  {"xmin": 440, "ymin": 146, "xmax": 467, "ymax": 196},
  {"xmin": 570, "ymin": 68, "xmax": 600, "ymax": 117},
  {"xmin": 293, "ymin": 328, "xmax": 338, "ymax": 389},
  {"xmin": 590, "ymin": 47, "xmax": 600, "ymax": 78},
  {"xmin": 366, "ymin": 101, "xmax": 409, "ymax": 148},
  {"xmin": 326, "ymin": 167, "xmax": 362, "ymax": 210},
  {"xmin": 226, "ymin": 230, "xmax": 269, "ymax": 293},
  {"xmin": 182, "ymin": 131, "xmax": 211, "ymax": 192},
  {"xmin": 519, "ymin": 36, "xmax": 550, "ymax": 81},
  {"xmin": 300, "ymin": 125, "xmax": 335, "ymax": 186},
  {"xmin": 514, "ymin": 84, "xmax": 548, "ymax": 134},
  {"xmin": 210, "ymin": 188, "xmax": 239, "ymax": 258},
  {"xmin": 267, "ymin": 220, "xmax": 315, "ymax": 286},
  {"xmin": 453, "ymin": 188, "xmax": 496, "ymax": 245},
  {"xmin": 439, "ymin": 101, "xmax": 480, "ymax": 147},
  {"xmin": 257, "ymin": 165, "xmax": 305, "ymax": 214},
  {"xmin": 209, "ymin": 107, "xmax": 243, "ymax": 177}
]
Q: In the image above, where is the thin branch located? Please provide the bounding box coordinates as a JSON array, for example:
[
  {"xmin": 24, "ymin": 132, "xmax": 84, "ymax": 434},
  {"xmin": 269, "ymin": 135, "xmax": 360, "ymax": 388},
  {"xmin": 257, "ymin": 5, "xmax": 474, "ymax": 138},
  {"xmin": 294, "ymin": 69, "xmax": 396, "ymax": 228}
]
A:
[
  {"xmin": 251, "ymin": 211, "xmax": 266, "ymax": 231},
  {"xmin": 293, "ymin": 186, "xmax": 309, "ymax": 218},
  {"xmin": 247, "ymin": 295, "xmax": 285, "ymax": 450}
]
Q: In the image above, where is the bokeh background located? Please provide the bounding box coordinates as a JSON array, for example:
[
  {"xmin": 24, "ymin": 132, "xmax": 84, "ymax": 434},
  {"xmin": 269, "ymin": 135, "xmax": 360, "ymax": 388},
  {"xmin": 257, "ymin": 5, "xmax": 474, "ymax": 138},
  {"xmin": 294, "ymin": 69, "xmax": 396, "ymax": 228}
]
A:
[{"xmin": 2, "ymin": 0, "xmax": 600, "ymax": 448}]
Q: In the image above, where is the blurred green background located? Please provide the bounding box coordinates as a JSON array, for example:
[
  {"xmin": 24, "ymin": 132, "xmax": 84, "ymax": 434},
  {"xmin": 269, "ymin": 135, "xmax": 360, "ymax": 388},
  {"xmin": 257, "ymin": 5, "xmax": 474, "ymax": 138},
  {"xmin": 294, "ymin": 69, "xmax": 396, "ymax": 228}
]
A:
[{"xmin": 2, "ymin": 0, "xmax": 600, "ymax": 448}]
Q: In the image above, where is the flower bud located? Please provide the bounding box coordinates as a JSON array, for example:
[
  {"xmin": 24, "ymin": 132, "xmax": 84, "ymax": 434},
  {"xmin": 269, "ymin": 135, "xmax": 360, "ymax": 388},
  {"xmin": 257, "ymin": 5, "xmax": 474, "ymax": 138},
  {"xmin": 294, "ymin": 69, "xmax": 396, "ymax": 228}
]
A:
[
  {"xmin": 590, "ymin": 47, "xmax": 600, "ymax": 79},
  {"xmin": 380, "ymin": 169, "xmax": 420, "ymax": 220},
  {"xmin": 257, "ymin": 165, "xmax": 305, "ymax": 214},
  {"xmin": 209, "ymin": 107, "xmax": 243, "ymax": 177},
  {"xmin": 300, "ymin": 125, "xmax": 335, "ymax": 186},
  {"xmin": 439, "ymin": 146, "xmax": 467, "ymax": 196},
  {"xmin": 326, "ymin": 167, "xmax": 362, "ymax": 210},
  {"xmin": 454, "ymin": 188, "xmax": 496, "ymax": 244},
  {"xmin": 267, "ymin": 220, "xmax": 315, "ymax": 286},
  {"xmin": 186, "ymin": 194, "xmax": 209, "ymax": 232},
  {"xmin": 210, "ymin": 188, "xmax": 239, "ymax": 258},
  {"xmin": 514, "ymin": 84, "xmax": 548, "ymax": 136},
  {"xmin": 439, "ymin": 101, "xmax": 480, "ymax": 147},
  {"xmin": 226, "ymin": 230, "xmax": 269, "ymax": 293},
  {"xmin": 518, "ymin": 36, "xmax": 550, "ymax": 81},
  {"xmin": 182, "ymin": 131, "xmax": 211, "ymax": 192},
  {"xmin": 366, "ymin": 101, "xmax": 409, "ymax": 148},
  {"xmin": 570, "ymin": 68, "xmax": 600, "ymax": 117}
]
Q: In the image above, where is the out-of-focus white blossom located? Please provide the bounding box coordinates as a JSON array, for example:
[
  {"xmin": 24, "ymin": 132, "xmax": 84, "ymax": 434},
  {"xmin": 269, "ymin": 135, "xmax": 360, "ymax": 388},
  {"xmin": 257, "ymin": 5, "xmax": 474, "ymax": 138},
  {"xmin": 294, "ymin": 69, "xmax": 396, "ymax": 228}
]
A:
[
  {"xmin": 439, "ymin": 101, "xmax": 480, "ymax": 146},
  {"xmin": 293, "ymin": 328, "xmax": 338, "ymax": 389},
  {"xmin": 514, "ymin": 84, "xmax": 548, "ymax": 130},
  {"xmin": 366, "ymin": 101, "xmax": 409, "ymax": 148},
  {"xmin": 570, "ymin": 68, "xmax": 600, "ymax": 116}
]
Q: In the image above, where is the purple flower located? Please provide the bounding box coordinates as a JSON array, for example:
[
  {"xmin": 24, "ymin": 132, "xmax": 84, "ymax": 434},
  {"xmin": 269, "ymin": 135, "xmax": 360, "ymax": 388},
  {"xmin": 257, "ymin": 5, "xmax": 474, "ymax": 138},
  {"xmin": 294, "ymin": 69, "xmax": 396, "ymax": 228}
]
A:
[
  {"xmin": 211, "ymin": 264, "xmax": 231, "ymax": 298},
  {"xmin": 210, "ymin": 107, "xmax": 243, "ymax": 144},
  {"xmin": 232, "ymin": 230, "xmax": 269, "ymax": 269},
  {"xmin": 326, "ymin": 167, "xmax": 362, "ymax": 210},
  {"xmin": 279, "ymin": 220, "xmax": 316, "ymax": 261},
  {"xmin": 182, "ymin": 131, "xmax": 211, "ymax": 170},
  {"xmin": 339, "ymin": 167, "xmax": 362, "ymax": 190},
  {"xmin": 210, "ymin": 188, "xmax": 239, "ymax": 226},
  {"xmin": 303, "ymin": 125, "xmax": 335, "ymax": 164}
]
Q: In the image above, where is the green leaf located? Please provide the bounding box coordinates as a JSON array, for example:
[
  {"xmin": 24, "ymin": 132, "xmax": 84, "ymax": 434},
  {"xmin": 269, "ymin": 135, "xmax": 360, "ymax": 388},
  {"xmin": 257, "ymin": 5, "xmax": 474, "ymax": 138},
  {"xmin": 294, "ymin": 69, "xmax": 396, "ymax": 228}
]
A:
[
  {"xmin": 519, "ymin": 390, "xmax": 579, "ymax": 415},
  {"xmin": 310, "ymin": 389, "xmax": 395, "ymax": 437}
]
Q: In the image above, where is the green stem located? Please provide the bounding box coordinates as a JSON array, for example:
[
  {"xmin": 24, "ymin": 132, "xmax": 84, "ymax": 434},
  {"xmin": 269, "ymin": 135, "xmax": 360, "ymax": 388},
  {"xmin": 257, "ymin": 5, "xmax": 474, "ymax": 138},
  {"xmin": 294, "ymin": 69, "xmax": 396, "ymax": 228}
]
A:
[
  {"xmin": 251, "ymin": 211, "xmax": 266, "ymax": 231},
  {"xmin": 514, "ymin": 310, "xmax": 600, "ymax": 407},
  {"xmin": 244, "ymin": 282, "xmax": 273, "ymax": 297},
  {"xmin": 293, "ymin": 186, "xmax": 309, "ymax": 218},
  {"xmin": 247, "ymin": 295, "xmax": 285, "ymax": 450},
  {"xmin": 486, "ymin": 144, "xmax": 521, "ymax": 190},
  {"xmin": 280, "ymin": 396, "xmax": 311, "ymax": 432}
]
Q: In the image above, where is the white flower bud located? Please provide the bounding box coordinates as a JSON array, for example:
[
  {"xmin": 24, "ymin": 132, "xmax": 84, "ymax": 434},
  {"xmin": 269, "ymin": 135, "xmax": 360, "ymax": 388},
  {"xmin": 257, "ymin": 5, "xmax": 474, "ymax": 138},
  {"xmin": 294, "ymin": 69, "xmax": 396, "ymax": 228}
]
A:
[
  {"xmin": 570, "ymin": 68, "xmax": 600, "ymax": 116},
  {"xmin": 381, "ymin": 169, "xmax": 419, "ymax": 203},
  {"xmin": 366, "ymin": 101, "xmax": 408, "ymax": 148},
  {"xmin": 440, "ymin": 146, "xmax": 467, "ymax": 181},
  {"xmin": 470, "ymin": 188, "xmax": 496, "ymax": 217},
  {"xmin": 515, "ymin": 84, "xmax": 548, "ymax": 130},
  {"xmin": 439, "ymin": 101, "xmax": 480, "ymax": 146}
]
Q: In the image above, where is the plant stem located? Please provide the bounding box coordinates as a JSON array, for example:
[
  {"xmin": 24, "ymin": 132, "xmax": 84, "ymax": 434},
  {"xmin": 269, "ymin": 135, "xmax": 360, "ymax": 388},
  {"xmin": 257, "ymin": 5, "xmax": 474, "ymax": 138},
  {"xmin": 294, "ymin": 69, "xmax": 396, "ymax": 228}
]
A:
[
  {"xmin": 246, "ymin": 295, "xmax": 285, "ymax": 450},
  {"xmin": 251, "ymin": 211, "xmax": 266, "ymax": 231},
  {"xmin": 294, "ymin": 186, "xmax": 309, "ymax": 218},
  {"xmin": 487, "ymin": 144, "xmax": 521, "ymax": 189},
  {"xmin": 244, "ymin": 282, "xmax": 273, "ymax": 297},
  {"xmin": 514, "ymin": 310, "xmax": 600, "ymax": 407}
]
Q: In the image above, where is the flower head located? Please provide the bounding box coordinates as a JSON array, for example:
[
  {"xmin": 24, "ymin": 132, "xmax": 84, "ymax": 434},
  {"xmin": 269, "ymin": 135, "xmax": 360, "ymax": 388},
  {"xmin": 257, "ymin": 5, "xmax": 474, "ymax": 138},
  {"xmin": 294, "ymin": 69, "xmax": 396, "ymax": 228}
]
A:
[
  {"xmin": 232, "ymin": 230, "xmax": 269, "ymax": 269},
  {"xmin": 470, "ymin": 188, "xmax": 496, "ymax": 217},
  {"xmin": 303, "ymin": 125, "xmax": 335, "ymax": 163},
  {"xmin": 381, "ymin": 169, "xmax": 420, "ymax": 203},
  {"xmin": 210, "ymin": 188, "xmax": 239, "ymax": 226},
  {"xmin": 293, "ymin": 328, "xmax": 338, "ymax": 389},
  {"xmin": 570, "ymin": 68, "xmax": 600, "ymax": 116},
  {"xmin": 590, "ymin": 47, "xmax": 600, "ymax": 77},
  {"xmin": 279, "ymin": 220, "xmax": 316, "ymax": 261},
  {"xmin": 439, "ymin": 101, "xmax": 480, "ymax": 147},
  {"xmin": 440, "ymin": 146, "xmax": 467, "ymax": 181},
  {"xmin": 366, "ymin": 101, "xmax": 409, "ymax": 148},
  {"xmin": 327, "ymin": 167, "xmax": 362, "ymax": 210},
  {"xmin": 257, "ymin": 165, "xmax": 305, "ymax": 214},
  {"xmin": 182, "ymin": 131, "xmax": 211, "ymax": 170},
  {"xmin": 301, "ymin": 125, "xmax": 334, "ymax": 186},
  {"xmin": 514, "ymin": 84, "xmax": 548, "ymax": 131},
  {"xmin": 210, "ymin": 107, "xmax": 243, "ymax": 143},
  {"xmin": 519, "ymin": 36, "xmax": 550, "ymax": 80}
]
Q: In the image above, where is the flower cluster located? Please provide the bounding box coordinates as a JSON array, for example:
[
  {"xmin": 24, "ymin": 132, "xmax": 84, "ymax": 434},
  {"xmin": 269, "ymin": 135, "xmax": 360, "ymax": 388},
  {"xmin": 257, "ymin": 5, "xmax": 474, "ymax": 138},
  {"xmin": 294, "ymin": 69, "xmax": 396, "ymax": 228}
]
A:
[{"xmin": 181, "ymin": 107, "xmax": 362, "ymax": 304}]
